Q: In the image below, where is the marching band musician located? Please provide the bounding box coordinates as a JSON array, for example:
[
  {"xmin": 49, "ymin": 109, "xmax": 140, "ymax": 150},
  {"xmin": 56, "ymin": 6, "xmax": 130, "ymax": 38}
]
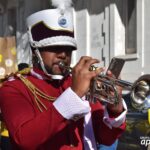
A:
[{"xmin": 0, "ymin": 0, "xmax": 127, "ymax": 149}]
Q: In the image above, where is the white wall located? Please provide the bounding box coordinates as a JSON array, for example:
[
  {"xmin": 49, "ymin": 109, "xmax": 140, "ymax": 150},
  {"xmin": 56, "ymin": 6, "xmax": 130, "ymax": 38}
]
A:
[
  {"xmin": 73, "ymin": 0, "xmax": 150, "ymax": 83},
  {"xmin": 73, "ymin": 0, "xmax": 110, "ymax": 68}
]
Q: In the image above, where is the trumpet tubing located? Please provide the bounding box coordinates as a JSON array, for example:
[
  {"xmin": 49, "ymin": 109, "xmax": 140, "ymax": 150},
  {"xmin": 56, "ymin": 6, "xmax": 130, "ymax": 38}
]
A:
[{"xmin": 59, "ymin": 61, "xmax": 150, "ymax": 111}]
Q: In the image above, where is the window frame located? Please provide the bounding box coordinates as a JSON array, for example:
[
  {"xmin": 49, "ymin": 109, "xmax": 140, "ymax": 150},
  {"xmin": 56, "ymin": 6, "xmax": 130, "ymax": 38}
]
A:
[{"xmin": 109, "ymin": 0, "xmax": 144, "ymax": 60}]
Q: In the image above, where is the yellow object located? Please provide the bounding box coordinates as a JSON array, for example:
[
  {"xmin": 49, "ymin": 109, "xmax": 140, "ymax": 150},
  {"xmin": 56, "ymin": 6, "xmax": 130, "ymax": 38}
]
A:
[
  {"xmin": 10, "ymin": 47, "xmax": 16, "ymax": 55},
  {"xmin": 148, "ymin": 109, "xmax": 150, "ymax": 125},
  {"xmin": 1, "ymin": 122, "xmax": 9, "ymax": 137},
  {"xmin": 0, "ymin": 54, "xmax": 2, "ymax": 62}
]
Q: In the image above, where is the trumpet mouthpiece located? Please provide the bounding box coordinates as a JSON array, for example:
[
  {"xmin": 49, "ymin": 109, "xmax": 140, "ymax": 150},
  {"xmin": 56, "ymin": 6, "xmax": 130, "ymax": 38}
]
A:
[{"xmin": 58, "ymin": 61, "xmax": 65, "ymax": 69}]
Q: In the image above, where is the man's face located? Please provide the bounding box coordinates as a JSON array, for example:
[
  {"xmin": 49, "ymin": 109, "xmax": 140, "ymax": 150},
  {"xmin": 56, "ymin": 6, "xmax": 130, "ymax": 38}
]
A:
[{"xmin": 39, "ymin": 46, "xmax": 73, "ymax": 75}]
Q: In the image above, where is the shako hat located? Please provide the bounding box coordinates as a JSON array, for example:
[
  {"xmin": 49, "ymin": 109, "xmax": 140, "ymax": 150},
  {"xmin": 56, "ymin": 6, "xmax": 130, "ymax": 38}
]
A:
[{"xmin": 26, "ymin": 0, "xmax": 77, "ymax": 50}]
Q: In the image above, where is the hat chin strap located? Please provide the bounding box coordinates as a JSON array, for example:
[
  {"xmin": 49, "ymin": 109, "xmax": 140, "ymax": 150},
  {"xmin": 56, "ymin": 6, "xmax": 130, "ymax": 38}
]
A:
[{"xmin": 34, "ymin": 49, "xmax": 64, "ymax": 80}]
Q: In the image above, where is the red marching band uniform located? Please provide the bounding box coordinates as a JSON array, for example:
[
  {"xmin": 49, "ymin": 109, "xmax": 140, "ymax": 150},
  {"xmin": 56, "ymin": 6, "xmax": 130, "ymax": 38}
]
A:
[
  {"xmin": 0, "ymin": 68, "xmax": 126, "ymax": 150},
  {"xmin": 0, "ymin": 0, "xmax": 127, "ymax": 149}
]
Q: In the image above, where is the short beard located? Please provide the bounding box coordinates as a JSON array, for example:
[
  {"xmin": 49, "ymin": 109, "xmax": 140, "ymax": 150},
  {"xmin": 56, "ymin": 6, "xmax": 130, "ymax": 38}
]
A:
[
  {"xmin": 44, "ymin": 64, "xmax": 64, "ymax": 76},
  {"xmin": 44, "ymin": 65, "xmax": 56, "ymax": 75}
]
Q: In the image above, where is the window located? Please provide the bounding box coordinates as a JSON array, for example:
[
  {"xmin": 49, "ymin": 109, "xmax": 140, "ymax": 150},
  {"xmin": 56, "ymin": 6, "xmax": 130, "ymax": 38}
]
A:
[{"xmin": 125, "ymin": 0, "xmax": 136, "ymax": 54}]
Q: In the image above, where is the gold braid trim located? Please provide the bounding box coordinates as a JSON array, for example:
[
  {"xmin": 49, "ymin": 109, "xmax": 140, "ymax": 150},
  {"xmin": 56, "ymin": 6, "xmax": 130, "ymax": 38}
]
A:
[{"xmin": 1, "ymin": 68, "xmax": 56, "ymax": 112}]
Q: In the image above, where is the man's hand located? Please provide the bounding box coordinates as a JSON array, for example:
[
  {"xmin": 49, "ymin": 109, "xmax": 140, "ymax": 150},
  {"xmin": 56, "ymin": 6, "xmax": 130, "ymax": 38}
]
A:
[{"xmin": 71, "ymin": 56, "xmax": 103, "ymax": 98}]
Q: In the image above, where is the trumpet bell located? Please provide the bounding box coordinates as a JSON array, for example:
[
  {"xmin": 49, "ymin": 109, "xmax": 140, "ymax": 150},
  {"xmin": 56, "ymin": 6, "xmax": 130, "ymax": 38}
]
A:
[{"xmin": 131, "ymin": 74, "xmax": 150, "ymax": 111}]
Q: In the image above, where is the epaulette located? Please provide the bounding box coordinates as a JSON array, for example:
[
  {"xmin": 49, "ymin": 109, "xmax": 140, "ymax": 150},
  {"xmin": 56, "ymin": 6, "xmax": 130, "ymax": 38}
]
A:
[{"xmin": 0, "ymin": 67, "xmax": 31, "ymax": 83}]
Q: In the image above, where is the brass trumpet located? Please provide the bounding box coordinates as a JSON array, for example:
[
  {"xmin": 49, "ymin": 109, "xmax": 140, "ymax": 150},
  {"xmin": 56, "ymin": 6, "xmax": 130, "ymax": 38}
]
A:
[{"xmin": 59, "ymin": 62, "xmax": 150, "ymax": 111}]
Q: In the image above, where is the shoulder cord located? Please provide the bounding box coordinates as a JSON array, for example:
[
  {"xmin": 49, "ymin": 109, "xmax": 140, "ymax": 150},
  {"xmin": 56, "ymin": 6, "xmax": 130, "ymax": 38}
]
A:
[{"xmin": 5, "ymin": 68, "xmax": 56, "ymax": 112}]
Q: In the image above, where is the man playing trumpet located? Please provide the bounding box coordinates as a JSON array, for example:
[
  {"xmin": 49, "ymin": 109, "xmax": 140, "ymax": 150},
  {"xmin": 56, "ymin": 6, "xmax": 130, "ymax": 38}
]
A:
[{"xmin": 0, "ymin": 0, "xmax": 127, "ymax": 149}]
